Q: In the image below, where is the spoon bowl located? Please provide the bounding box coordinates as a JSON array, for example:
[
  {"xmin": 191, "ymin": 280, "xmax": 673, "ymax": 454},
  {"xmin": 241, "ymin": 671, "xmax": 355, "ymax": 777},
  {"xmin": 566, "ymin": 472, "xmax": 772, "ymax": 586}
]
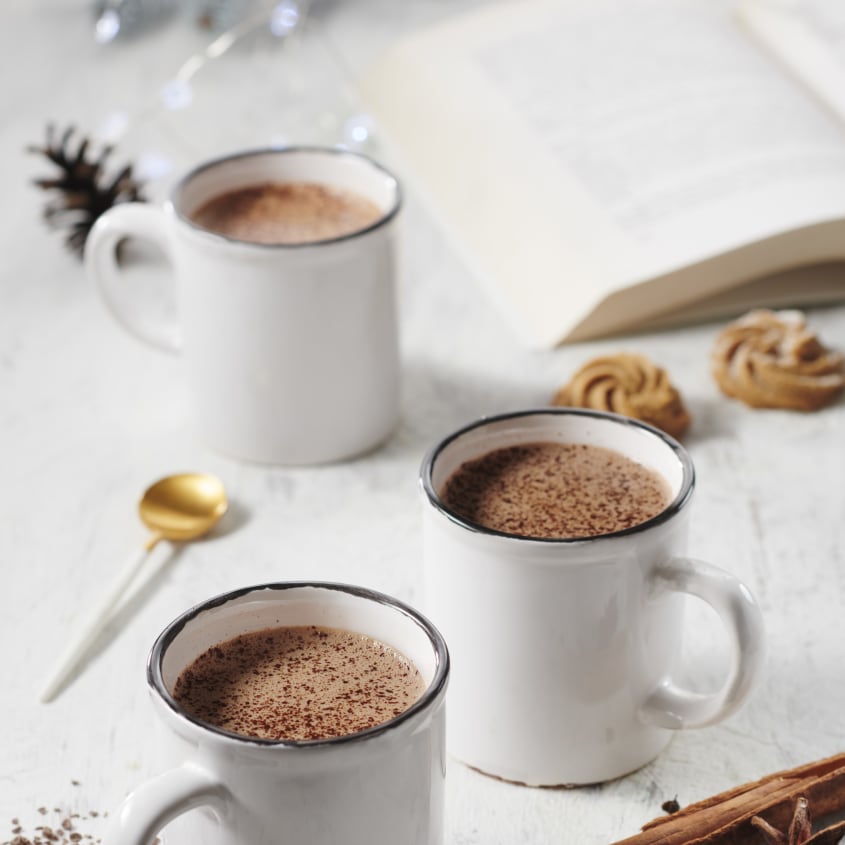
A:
[{"xmin": 140, "ymin": 473, "xmax": 229, "ymax": 548}]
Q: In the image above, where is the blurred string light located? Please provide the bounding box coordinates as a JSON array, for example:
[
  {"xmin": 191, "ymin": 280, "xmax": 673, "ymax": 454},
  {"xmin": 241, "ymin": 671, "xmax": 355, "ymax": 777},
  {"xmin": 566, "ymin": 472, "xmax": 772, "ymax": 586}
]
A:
[
  {"xmin": 194, "ymin": 0, "xmax": 307, "ymax": 36},
  {"xmin": 93, "ymin": 0, "xmax": 374, "ymax": 172},
  {"xmin": 93, "ymin": 0, "xmax": 303, "ymax": 43},
  {"xmin": 159, "ymin": 0, "xmax": 308, "ymax": 114},
  {"xmin": 270, "ymin": 0, "xmax": 300, "ymax": 36},
  {"xmin": 338, "ymin": 113, "xmax": 373, "ymax": 152},
  {"xmin": 94, "ymin": 8, "xmax": 121, "ymax": 43},
  {"xmin": 94, "ymin": 0, "xmax": 306, "ymax": 187},
  {"xmin": 94, "ymin": 0, "xmax": 311, "ymax": 152},
  {"xmin": 93, "ymin": 0, "xmax": 173, "ymax": 44}
]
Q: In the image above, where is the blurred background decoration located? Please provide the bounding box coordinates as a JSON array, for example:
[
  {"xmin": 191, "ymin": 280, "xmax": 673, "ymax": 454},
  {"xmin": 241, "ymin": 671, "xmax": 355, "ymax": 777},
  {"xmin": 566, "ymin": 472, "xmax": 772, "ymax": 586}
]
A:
[
  {"xmin": 92, "ymin": 0, "xmax": 308, "ymax": 43},
  {"xmin": 84, "ymin": 0, "xmax": 373, "ymax": 202}
]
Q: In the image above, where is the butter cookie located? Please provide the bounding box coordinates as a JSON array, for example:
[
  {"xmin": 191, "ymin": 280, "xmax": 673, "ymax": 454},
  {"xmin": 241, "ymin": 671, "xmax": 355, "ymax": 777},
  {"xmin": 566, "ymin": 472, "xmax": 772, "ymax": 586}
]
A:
[
  {"xmin": 711, "ymin": 309, "xmax": 844, "ymax": 411},
  {"xmin": 552, "ymin": 353, "xmax": 691, "ymax": 439}
]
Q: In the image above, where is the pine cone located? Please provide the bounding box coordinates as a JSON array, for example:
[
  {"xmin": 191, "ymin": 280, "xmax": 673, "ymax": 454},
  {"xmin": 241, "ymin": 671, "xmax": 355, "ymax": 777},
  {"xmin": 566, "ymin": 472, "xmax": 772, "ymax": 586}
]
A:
[{"xmin": 28, "ymin": 124, "xmax": 145, "ymax": 256}]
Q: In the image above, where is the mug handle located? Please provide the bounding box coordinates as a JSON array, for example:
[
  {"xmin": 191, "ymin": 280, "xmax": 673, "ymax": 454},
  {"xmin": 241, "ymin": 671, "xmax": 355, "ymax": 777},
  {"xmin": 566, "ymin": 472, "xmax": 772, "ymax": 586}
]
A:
[
  {"xmin": 640, "ymin": 557, "xmax": 765, "ymax": 729},
  {"xmin": 85, "ymin": 203, "xmax": 182, "ymax": 353},
  {"xmin": 103, "ymin": 762, "xmax": 229, "ymax": 845}
]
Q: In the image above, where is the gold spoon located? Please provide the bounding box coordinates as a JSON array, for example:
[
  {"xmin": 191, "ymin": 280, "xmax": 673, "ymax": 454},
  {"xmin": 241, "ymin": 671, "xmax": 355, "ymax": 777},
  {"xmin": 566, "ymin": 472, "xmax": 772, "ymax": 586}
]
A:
[{"xmin": 40, "ymin": 473, "xmax": 228, "ymax": 703}]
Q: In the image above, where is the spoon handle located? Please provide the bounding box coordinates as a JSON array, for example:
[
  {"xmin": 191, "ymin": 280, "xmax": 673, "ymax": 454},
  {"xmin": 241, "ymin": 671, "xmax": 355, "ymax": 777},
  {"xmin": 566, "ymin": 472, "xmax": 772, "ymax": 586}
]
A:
[{"xmin": 40, "ymin": 539, "xmax": 161, "ymax": 703}]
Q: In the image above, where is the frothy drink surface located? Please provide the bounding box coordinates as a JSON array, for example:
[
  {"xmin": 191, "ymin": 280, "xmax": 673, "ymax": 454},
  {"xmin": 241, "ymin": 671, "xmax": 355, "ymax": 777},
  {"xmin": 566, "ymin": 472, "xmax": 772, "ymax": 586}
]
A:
[
  {"xmin": 172, "ymin": 625, "xmax": 425, "ymax": 741},
  {"xmin": 441, "ymin": 442, "xmax": 671, "ymax": 539},
  {"xmin": 190, "ymin": 181, "xmax": 383, "ymax": 245}
]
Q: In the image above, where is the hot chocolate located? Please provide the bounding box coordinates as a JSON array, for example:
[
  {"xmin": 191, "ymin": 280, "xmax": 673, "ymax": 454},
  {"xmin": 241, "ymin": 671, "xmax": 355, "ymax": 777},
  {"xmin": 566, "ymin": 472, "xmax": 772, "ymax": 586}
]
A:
[
  {"xmin": 440, "ymin": 441, "xmax": 671, "ymax": 539},
  {"xmin": 190, "ymin": 181, "xmax": 383, "ymax": 245},
  {"xmin": 172, "ymin": 625, "xmax": 426, "ymax": 741}
]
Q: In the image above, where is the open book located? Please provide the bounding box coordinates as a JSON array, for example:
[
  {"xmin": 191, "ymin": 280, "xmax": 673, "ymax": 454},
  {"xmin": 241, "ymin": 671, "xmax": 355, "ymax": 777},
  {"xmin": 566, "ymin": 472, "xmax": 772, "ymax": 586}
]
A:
[{"xmin": 359, "ymin": 0, "xmax": 845, "ymax": 347}]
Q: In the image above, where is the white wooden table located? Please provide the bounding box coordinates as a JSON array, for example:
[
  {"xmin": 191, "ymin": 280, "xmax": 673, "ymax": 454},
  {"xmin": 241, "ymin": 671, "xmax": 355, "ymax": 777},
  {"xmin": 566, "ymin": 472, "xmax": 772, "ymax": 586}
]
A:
[{"xmin": 2, "ymin": 2, "xmax": 844, "ymax": 843}]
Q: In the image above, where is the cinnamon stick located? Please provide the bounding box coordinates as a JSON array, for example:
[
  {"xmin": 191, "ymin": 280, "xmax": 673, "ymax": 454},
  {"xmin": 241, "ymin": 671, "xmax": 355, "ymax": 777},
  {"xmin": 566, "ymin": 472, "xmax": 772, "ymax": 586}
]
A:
[{"xmin": 612, "ymin": 752, "xmax": 845, "ymax": 845}]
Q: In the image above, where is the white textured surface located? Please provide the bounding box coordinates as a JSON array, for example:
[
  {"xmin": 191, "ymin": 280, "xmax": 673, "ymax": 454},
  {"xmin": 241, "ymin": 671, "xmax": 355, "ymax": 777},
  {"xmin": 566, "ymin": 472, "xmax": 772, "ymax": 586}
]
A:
[{"xmin": 1, "ymin": 1, "xmax": 845, "ymax": 843}]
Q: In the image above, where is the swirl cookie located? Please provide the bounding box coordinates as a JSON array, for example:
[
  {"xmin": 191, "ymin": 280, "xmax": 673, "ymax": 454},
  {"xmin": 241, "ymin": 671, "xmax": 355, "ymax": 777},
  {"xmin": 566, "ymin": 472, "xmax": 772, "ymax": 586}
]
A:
[
  {"xmin": 711, "ymin": 309, "xmax": 845, "ymax": 411},
  {"xmin": 552, "ymin": 353, "xmax": 691, "ymax": 439}
]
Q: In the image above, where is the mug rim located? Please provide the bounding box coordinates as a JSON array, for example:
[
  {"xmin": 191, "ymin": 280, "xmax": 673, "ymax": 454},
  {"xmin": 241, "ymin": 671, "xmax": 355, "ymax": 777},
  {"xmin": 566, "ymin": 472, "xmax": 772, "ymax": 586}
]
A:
[
  {"xmin": 170, "ymin": 145, "xmax": 402, "ymax": 249},
  {"xmin": 420, "ymin": 407, "xmax": 695, "ymax": 544},
  {"xmin": 148, "ymin": 581, "xmax": 450, "ymax": 748}
]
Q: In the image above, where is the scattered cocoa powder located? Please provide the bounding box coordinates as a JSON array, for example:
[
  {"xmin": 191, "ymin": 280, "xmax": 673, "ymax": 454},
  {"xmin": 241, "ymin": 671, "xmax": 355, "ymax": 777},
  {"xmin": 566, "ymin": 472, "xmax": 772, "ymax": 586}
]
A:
[{"xmin": 3, "ymin": 785, "xmax": 105, "ymax": 845}]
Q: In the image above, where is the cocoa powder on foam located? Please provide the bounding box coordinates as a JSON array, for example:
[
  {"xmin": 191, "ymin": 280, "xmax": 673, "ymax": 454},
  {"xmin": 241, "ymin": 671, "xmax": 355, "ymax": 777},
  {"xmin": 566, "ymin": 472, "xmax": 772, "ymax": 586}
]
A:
[
  {"xmin": 441, "ymin": 442, "xmax": 671, "ymax": 539},
  {"xmin": 190, "ymin": 181, "xmax": 383, "ymax": 245},
  {"xmin": 173, "ymin": 626, "xmax": 425, "ymax": 742}
]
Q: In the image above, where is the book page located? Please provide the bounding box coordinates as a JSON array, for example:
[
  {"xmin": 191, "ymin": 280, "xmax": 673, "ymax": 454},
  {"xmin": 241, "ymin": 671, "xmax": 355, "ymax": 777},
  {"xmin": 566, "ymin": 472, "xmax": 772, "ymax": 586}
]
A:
[
  {"xmin": 738, "ymin": 0, "xmax": 845, "ymax": 124},
  {"xmin": 361, "ymin": 0, "xmax": 845, "ymax": 346}
]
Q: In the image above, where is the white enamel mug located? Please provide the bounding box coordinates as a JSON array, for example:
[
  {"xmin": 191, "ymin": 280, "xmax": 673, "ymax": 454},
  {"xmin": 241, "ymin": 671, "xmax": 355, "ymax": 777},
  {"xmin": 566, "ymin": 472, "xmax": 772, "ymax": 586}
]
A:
[
  {"xmin": 85, "ymin": 147, "xmax": 401, "ymax": 465},
  {"xmin": 420, "ymin": 409, "xmax": 765, "ymax": 786},
  {"xmin": 104, "ymin": 583, "xmax": 449, "ymax": 845}
]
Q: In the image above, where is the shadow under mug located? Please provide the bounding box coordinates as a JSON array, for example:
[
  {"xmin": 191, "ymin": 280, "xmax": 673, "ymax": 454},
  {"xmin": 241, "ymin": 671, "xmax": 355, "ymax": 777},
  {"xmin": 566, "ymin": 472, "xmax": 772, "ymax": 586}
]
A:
[
  {"xmin": 85, "ymin": 147, "xmax": 402, "ymax": 465},
  {"xmin": 420, "ymin": 408, "xmax": 765, "ymax": 786},
  {"xmin": 103, "ymin": 583, "xmax": 449, "ymax": 845}
]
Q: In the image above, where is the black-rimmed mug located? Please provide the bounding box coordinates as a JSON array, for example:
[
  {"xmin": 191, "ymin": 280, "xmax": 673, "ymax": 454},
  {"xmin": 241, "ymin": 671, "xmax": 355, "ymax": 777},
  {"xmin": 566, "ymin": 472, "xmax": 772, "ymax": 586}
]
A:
[
  {"xmin": 420, "ymin": 408, "xmax": 764, "ymax": 786},
  {"xmin": 103, "ymin": 583, "xmax": 449, "ymax": 845},
  {"xmin": 85, "ymin": 147, "xmax": 402, "ymax": 465}
]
